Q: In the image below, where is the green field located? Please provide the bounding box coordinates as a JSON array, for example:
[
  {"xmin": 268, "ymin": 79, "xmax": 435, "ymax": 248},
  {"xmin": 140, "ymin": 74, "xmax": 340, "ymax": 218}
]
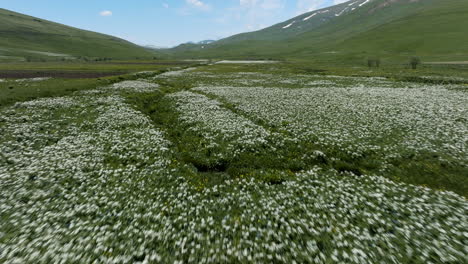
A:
[{"xmin": 1, "ymin": 62, "xmax": 467, "ymax": 263}]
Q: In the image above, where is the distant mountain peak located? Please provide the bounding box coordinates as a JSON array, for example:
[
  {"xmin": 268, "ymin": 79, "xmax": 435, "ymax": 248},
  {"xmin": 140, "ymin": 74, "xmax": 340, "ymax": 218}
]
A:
[
  {"xmin": 197, "ymin": 40, "xmax": 216, "ymax": 45},
  {"xmin": 145, "ymin": 45, "xmax": 169, "ymax": 50}
]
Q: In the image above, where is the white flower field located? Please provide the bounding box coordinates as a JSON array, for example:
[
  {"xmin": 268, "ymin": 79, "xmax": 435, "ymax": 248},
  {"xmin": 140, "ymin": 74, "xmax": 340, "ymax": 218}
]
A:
[{"xmin": 1, "ymin": 66, "xmax": 467, "ymax": 263}]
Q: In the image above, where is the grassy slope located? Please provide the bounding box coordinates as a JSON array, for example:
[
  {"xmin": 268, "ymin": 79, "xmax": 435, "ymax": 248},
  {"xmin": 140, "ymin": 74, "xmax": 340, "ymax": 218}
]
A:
[
  {"xmin": 0, "ymin": 8, "xmax": 153, "ymax": 60},
  {"xmin": 215, "ymin": 1, "xmax": 350, "ymax": 43},
  {"xmin": 163, "ymin": 1, "xmax": 346, "ymax": 57},
  {"xmin": 167, "ymin": 0, "xmax": 468, "ymax": 63},
  {"xmin": 332, "ymin": 0, "xmax": 468, "ymax": 61}
]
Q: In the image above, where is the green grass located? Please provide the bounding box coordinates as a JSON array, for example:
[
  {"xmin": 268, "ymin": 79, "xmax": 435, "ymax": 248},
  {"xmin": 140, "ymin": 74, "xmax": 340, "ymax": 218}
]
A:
[{"xmin": 330, "ymin": 0, "xmax": 468, "ymax": 62}]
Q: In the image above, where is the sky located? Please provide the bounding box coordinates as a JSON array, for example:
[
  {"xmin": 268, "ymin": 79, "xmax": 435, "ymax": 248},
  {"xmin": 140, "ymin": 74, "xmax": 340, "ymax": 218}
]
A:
[{"xmin": 0, "ymin": 0, "xmax": 348, "ymax": 47}]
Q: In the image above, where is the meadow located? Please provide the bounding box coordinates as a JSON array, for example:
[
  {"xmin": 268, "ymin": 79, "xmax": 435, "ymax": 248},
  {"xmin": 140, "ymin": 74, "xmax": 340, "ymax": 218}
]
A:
[
  {"xmin": 1, "ymin": 62, "xmax": 467, "ymax": 263},
  {"xmin": 0, "ymin": 61, "xmax": 201, "ymax": 107}
]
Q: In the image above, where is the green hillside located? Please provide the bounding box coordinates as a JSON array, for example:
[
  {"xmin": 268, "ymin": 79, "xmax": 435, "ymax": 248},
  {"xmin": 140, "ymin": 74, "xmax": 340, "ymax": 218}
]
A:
[
  {"xmin": 166, "ymin": 0, "xmax": 468, "ymax": 63},
  {"xmin": 331, "ymin": 0, "xmax": 468, "ymax": 61},
  {"xmin": 0, "ymin": 8, "xmax": 153, "ymax": 61}
]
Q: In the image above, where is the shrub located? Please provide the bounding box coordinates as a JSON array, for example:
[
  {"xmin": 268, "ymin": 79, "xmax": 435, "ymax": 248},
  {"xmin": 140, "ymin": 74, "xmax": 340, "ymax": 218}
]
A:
[
  {"xmin": 410, "ymin": 57, "xmax": 421, "ymax": 69},
  {"xmin": 367, "ymin": 58, "xmax": 381, "ymax": 68}
]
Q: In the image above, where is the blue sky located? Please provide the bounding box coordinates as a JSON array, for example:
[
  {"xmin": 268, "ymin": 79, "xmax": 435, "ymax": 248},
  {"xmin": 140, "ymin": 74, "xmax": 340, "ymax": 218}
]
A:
[{"xmin": 0, "ymin": 0, "xmax": 347, "ymax": 47}]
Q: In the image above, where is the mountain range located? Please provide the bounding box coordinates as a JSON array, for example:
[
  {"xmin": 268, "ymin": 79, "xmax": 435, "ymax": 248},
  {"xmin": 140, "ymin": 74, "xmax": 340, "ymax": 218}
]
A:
[{"xmin": 1, "ymin": 0, "xmax": 467, "ymax": 63}]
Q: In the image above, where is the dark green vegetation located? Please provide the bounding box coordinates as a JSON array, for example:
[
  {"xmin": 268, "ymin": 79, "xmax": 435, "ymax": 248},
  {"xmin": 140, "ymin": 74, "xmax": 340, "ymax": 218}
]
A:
[
  {"xmin": 0, "ymin": 8, "xmax": 154, "ymax": 61},
  {"xmin": 166, "ymin": 0, "xmax": 468, "ymax": 64}
]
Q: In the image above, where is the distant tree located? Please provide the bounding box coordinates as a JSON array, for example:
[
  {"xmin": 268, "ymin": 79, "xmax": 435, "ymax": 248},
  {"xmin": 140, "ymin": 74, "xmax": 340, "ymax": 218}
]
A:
[
  {"xmin": 367, "ymin": 58, "xmax": 381, "ymax": 68},
  {"xmin": 375, "ymin": 58, "xmax": 381, "ymax": 68},
  {"xmin": 410, "ymin": 57, "xmax": 421, "ymax": 69}
]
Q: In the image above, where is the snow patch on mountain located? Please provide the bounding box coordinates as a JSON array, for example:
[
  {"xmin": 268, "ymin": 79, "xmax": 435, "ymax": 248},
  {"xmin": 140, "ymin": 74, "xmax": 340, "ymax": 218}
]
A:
[
  {"xmin": 359, "ymin": 0, "xmax": 373, "ymax": 7},
  {"xmin": 303, "ymin": 13, "xmax": 317, "ymax": 21},
  {"xmin": 283, "ymin": 21, "xmax": 295, "ymax": 29},
  {"xmin": 303, "ymin": 9, "xmax": 330, "ymax": 21},
  {"xmin": 285, "ymin": 0, "xmax": 373, "ymax": 30}
]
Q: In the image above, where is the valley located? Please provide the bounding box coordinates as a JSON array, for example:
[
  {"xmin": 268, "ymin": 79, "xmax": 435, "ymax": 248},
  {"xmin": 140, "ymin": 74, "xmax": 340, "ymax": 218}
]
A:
[{"xmin": 1, "ymin": 0, "xmax": 467, "ymax": 263}]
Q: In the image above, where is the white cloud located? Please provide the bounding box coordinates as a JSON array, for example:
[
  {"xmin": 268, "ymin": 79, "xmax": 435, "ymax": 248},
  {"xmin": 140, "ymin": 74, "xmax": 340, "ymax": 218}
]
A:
[
  {"xmin": 296, "ymin": 0, "xmax": 348, "ymax": 14},
  {"xmin": 177, "ymin": 0, "xmax": 211, "ymax": 15},
  {"xmin": 238, "ymin": 0, "xmax": 286, "ymax": 30},
  {"xmin": 261, "ymin": 0, "xmax": 283, "ymax": 10},
  {"xmin": 186, "ymin": 0, "xmax": 210, "ymax": 10},
  {"xmin": 240, "ymin": 0, "xmax": 283, "ymax": 9},
  {"xmin": 99, "ymin": 10, "xmax": 112, "ymax": 17},
  {"xmin": 296, "ymin": 0, "xmax": 325, "ymax": 14},
  {"xmin": 296, "ymin": 0, "xmax": 350, "ymax": 15},
  {"xmin": 240, "ymin": 0, "xmax": 258, "ymax": 6}
]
